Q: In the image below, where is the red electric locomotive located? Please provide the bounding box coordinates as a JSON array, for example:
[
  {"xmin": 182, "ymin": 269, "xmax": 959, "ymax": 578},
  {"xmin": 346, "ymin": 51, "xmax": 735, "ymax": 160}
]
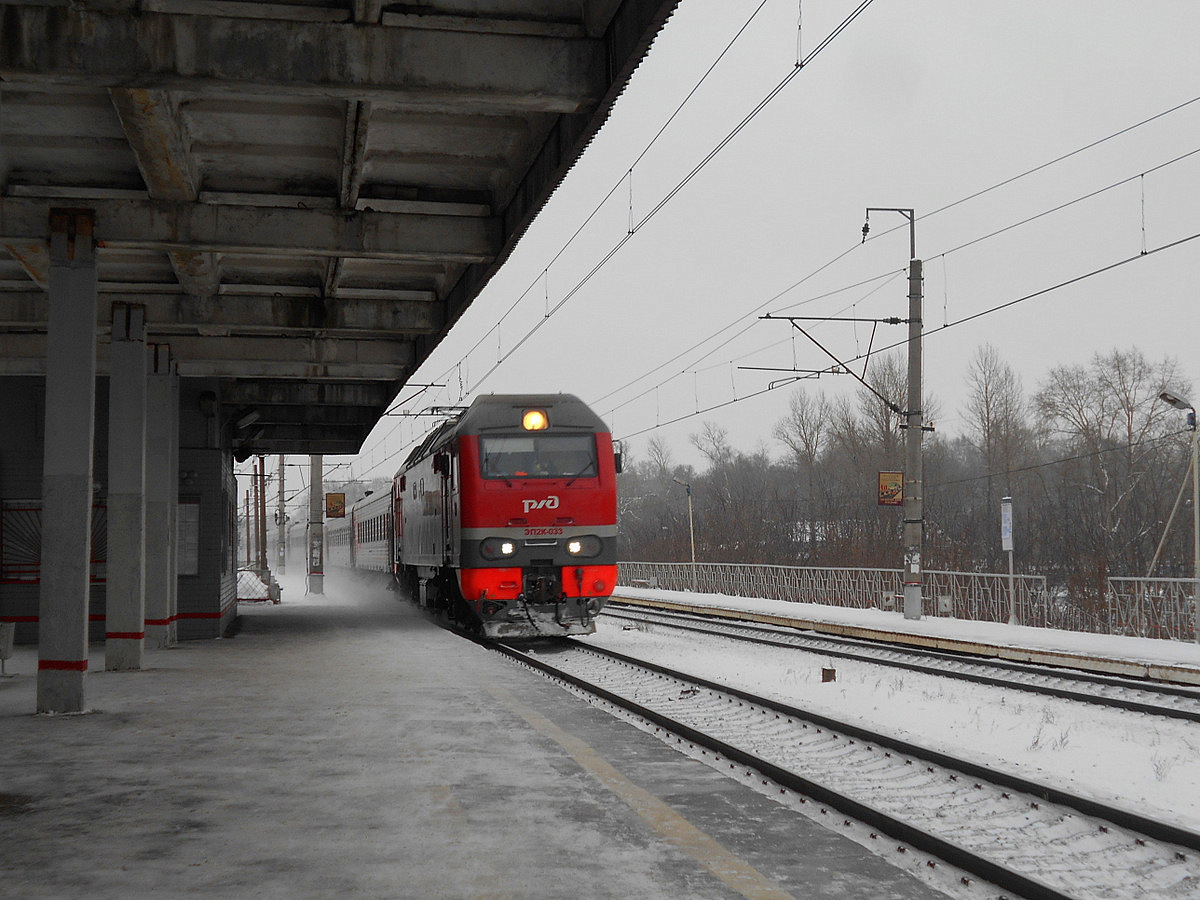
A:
[{"xmin": 395, "ymin": 394, "xmax": 620, "ymax": 638}]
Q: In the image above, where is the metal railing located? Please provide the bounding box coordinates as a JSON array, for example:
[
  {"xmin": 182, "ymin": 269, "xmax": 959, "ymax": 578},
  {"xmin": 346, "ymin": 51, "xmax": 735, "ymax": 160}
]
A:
[
  {"xmin": 1105, "ymin": 577, "xmax": 1198, "ymax": 642},
  {"xmin": 618, "ymin": 562, "xmax": 1198, "ymax": 642},
  {"xmin": 1, "ymin": 500, "xmax": 108, "ymax": 584}
]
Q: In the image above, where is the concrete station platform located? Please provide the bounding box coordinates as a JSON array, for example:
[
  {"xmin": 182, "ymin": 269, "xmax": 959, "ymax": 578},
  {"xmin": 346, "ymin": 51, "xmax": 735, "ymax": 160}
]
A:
[{"xmin": 1, "ymin": 572, "xmax": 948, "ymax": 900}]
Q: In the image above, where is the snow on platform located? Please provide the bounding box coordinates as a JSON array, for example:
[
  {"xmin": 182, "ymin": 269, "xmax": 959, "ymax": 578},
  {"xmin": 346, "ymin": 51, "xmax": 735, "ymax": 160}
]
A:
[{"xmin": 0, "ymin": 570, "xmax": 948, "ymax": 900}]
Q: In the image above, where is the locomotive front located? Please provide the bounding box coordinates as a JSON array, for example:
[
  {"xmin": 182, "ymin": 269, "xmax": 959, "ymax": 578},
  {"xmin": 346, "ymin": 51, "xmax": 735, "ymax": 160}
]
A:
[
  {"xmin": 397, "ymin": 394, "xmax": 618, "ymax": 638},
  {"xmin": 456, "ymin": 395, "xmax": 618, "ymax": 637}
]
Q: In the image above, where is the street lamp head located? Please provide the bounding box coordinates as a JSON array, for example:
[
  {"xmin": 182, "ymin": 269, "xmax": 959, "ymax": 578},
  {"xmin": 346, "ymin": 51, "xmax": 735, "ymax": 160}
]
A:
[
  {"xmin": 672, "ymin": 477, "xmax": 687, "ymax": 486},
  {"xmin": 1160, "ymin": 390, "xmax": 1194, "ymax": 411}
]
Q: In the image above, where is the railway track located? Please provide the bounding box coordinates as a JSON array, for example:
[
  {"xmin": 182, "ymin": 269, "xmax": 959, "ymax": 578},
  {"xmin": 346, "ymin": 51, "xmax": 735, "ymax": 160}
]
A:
[
  {"xmin": 490, "ymin": 638, "xmax": 1200, "ymax": 900},
  {"xmin": 604, "ymin": 604, "xmax": 1200, "ymax": 724}
]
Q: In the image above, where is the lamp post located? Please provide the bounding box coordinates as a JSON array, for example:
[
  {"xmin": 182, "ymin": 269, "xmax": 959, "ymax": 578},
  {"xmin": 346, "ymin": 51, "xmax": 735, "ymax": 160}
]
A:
[
  {"xmin": 1160, "ymin": 390, "xmax": 1198, "ymax": 642},
  {"xmin": 673, "ymin": 477, "xmax": 697, "ymax": 592}
]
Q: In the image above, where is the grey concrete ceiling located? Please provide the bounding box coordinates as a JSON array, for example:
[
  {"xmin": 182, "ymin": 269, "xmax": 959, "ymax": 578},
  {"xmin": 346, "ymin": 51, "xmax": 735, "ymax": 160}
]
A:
[{"xmin": 0, "ymin": 0, "xmax": 678, "ymax": 456}]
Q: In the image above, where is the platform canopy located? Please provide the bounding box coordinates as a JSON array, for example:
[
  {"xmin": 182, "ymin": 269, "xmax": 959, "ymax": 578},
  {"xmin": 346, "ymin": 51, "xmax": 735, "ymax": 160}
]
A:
[{"xmin": 0, "ymin": 0, "xmax": 678, "ymax": 457}]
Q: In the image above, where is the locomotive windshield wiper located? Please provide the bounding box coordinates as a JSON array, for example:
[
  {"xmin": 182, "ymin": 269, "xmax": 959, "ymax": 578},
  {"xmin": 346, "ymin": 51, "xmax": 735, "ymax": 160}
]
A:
[
  {"xmin": 563, "ymin": 462, "xmax": 597, "ymax": 487},
  {"xmin": 483, "ymin": 452, "xmax": 513, "ymax": 486}
]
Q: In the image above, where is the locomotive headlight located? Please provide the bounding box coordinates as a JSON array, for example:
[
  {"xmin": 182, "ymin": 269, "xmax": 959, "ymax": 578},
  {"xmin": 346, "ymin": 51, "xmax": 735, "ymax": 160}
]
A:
[
  {"xmin": 522, "ymin": 409, "xmax": 549, "ymax": 431},
  {"xmin": 565, "ymin": 535, "xmax": 602, "ymax": 557},
  {"xmin": 481, "ymin": 538, "xmax": 517, "ymax": 560}
]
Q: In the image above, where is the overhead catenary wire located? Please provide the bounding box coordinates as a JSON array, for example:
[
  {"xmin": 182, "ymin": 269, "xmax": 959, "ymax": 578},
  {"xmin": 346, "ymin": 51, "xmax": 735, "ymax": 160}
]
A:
[
  {"xmin": 612, "ymin": 229, "xmax": 1200, "ymax": 443},
  {"xmin": 350, "ymin": 1, "xmax": 878, "ymax": 478},
  {"xmin": 354, "ymin": 38, "xmax": 1200, "ymax": 479},
  {"xmin": 347, "ymin": 0, "xmax": 793, "ymax": 472},
  {"xmin": 596, "ymin": 268, "xmax": 905, "ymax": 415},
  {"xmin": 601, "ymin": 143, "xmax": 1200, "ymax": 429},
  {"xmin": 593, "ymin": 97, "xmax": 1200, "ymax": 416},
  {"xmin": 401, "ymin": 0, "xmax": 779, "ymax": 383}
]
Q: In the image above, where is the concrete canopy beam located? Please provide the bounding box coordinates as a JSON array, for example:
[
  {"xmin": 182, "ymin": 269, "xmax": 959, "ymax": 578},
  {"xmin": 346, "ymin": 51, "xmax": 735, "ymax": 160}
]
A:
[
  {"xmin": 108, "ymin": 88, "xmax": 201, "ymax": 201},
  {"xmin": 219, "ymin": 379, "xmax": 395, "ymax": 408},
  {"xmin": 2, "ymin": 240, "xmax": 50, "ymax": 288},
  {"xmin": 237, "ymin": 424, "xmax": 374, "ymax": 445},
  {"xmin": 0, "ymin": 198, "xmax": 501, "ymax": 263},
  {"xmin": 168, "ymin": 334, "xmax": 414, "ymax": 380},
  {"xmin": 0, "ymin": 332, "xmax": 412, "ymax": 380},
  {"xmin": 0, "ymin": 293, "xmax": 437, "ymax": 336},
  {"xmin": 0, "ymin": 6, "xmax": 606, "ymax": 113},
  {"xmin": 232, "ymin": 406, "xmax": 382, "ymax": 428},
  {"xmin": 109, "ymin": 87, "xmax": 224, "ymax": 299}
]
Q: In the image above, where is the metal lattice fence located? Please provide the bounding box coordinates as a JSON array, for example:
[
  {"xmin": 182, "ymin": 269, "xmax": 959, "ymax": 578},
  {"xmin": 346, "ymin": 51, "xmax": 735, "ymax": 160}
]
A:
[
  {"xmin": 1, "ymin": 500, "xmax": 107, "ymax": 584},
  {"xmin": 617, "ymin": 561, "xmax": 1199, "ymax": 642},
  {"xmin": 1104, "ymin": 577, "xmax": 1198, "ymax": 641}
]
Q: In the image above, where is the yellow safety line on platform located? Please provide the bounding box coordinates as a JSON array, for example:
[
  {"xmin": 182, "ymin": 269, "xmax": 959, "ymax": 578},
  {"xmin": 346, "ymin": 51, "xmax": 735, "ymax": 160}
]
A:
[{"xmin": 486, "ymin": 683, "xmax": 794, "ymax": 900}]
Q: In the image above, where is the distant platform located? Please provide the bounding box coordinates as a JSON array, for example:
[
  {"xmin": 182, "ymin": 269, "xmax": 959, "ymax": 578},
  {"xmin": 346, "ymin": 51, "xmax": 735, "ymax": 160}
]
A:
[{"xmin": 611, "ymin": 589, "xmax": 1200, "ymax": 686}]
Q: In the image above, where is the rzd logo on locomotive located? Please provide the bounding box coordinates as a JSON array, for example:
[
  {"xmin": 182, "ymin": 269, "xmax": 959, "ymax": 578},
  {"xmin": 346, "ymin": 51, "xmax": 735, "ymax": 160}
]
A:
[{"xmin": 522, "ymin": 495, "xmax": 560, "ymax": 514}]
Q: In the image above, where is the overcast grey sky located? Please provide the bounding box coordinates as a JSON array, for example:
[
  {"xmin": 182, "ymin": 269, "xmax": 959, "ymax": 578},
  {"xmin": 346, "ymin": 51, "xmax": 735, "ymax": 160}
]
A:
[{"xmin": 340, "ymin": 0, "xmax": 1200, "ymax": 480}]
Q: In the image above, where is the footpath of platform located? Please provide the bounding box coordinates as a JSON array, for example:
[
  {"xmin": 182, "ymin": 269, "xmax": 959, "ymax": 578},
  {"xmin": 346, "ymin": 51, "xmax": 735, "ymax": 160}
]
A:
[{"xmin": 0, "ymin": 571, "xmax": 948, "ymax": 900}]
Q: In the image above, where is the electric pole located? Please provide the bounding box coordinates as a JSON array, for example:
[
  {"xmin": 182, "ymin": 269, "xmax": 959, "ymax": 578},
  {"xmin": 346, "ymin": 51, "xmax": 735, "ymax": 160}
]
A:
[
  {"xmin": 276, "ymin": 454, "xmax": 286, "ymax": 575},
  {"xmin": 308, "ymin": 455, "xmax": 324, "ymax": 594},
  {"xmin": 903, "ymin": 253, "xmax": 924, "ymax": 620},
  {"xmin": 866, "ymin": 208, "xmax": 924, "ymax": 620}
]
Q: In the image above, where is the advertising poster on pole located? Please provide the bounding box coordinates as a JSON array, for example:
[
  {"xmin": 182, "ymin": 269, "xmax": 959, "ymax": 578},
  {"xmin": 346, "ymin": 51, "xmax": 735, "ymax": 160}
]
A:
[{"xmin": 878, "ymin": 471, "xmax": 903, "ymax": 507}]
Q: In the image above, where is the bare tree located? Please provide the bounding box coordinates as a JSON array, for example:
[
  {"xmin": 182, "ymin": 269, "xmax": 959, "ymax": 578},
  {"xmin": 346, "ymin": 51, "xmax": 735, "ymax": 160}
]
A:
[
  {"xmin": 646, "ymin": 435, "xmax": 674, "ymax": 479},
  {"xmin": 690, "ymin": 421, "xmax": 733, "ymax": 467},
  {"xmin": 860, "ymin": 352, "xmax": 907, "ymax": 457},
  {"xmin": 962, "ymin": 344, "xmax": 1033, "ymax": 566},
  {"xmin": 774, "ymin": 389, "xmax": 829, "ymax": 560},
  {"xmin": 1035, "ymin": 347, "xmax": 1191, "ymax": 590}
]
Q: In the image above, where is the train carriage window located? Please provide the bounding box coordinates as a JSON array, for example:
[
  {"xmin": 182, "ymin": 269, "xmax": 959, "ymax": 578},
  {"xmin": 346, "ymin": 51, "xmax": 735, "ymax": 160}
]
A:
[{"xmin": 480, "ymin": 435, "xmax": 597, "ymax": 480}]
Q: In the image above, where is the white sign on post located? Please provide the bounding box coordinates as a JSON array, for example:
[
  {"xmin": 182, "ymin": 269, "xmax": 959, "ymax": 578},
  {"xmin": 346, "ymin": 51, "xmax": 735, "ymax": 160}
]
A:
[{"xmin": 1000, "ymin": 497, "xmax": 1014, "ymax": 552}]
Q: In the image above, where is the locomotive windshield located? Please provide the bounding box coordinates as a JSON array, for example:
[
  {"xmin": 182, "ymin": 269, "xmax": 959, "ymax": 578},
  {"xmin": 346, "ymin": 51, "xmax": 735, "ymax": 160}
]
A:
[{"xmin": 480, "ymin": 434, "xmax": 597, "ymax": 480}]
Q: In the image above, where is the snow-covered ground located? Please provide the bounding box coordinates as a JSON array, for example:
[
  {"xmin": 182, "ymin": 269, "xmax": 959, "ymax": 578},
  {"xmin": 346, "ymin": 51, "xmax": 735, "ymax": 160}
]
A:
[
  {"xmin": 613, "ymin": 586, "xmax": 1200, "ymax": 673},
  {"xmin": 587, "ymin": 588, "xmax": 1200, "ymax": 834}
]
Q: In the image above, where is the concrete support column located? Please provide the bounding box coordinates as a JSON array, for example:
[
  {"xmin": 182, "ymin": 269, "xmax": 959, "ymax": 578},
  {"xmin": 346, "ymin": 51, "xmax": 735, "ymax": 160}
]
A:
[
  {"xmin": 166, "ymin": 358, "xmax": 180, "ymax": 644},
  {"xmin": 37, "ymin": 210, "xmax": 98, "ymax": 714},
  {"xmin": 105, "ymin": 304, "xmax": 148, "ymax": 670},
  {"xmin": 308, "ymin": 455, "xmax": 324, "ymax": 594},
  {"xmin": 145, "ymin": 344, "xmax": 177, "ymax": 649}
]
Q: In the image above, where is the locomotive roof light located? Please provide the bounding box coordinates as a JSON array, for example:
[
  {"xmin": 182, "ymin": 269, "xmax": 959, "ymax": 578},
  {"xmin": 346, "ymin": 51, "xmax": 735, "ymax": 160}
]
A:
[{"xmin": 522, "ymin": 409, "xmax": 549, "ymax": 431}]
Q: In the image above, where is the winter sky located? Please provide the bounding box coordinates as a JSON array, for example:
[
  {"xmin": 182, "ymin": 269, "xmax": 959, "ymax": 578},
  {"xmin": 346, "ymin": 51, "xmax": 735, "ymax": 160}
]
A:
[{"xmin": 333, "ymin": 0, "xmax": 1200, "ymax": 479}]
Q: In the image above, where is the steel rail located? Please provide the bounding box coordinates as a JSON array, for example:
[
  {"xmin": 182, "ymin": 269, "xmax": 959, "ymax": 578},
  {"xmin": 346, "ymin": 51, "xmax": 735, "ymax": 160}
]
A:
[
  {"xmin": 487, "ymin": 638, "xmax": 1078, "ymax": 900},
  {"xmin": 604, "ymin": 605, "xmax": 1200, "ymax": 723},
  {"xmin": 570, "ymin": 640, "xmax": 1200, "ymax": 853},
  {"xmin": 609, "ymin": 603, "xmax": 1200, "ymax": 697}
]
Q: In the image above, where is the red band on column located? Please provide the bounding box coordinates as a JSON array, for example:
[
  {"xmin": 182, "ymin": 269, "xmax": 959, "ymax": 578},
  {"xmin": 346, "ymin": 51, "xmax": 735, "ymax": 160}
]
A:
[
  {"xmin": 39, "ymin": 659, "xmax": 88, "ymax": 672},
  {"xmin": 105, "ymin": 632, "xmax": 145, "ymax": 640}
]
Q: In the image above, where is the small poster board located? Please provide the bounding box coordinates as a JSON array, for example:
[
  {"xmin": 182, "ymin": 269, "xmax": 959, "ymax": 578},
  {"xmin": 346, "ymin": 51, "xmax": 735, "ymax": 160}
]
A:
[
  {"xmin": 877, "ymin": 471, "xmax": 903, "ymax": 507},
  {"xmin": 325, "ymin": 492, "xmax": 346, "ymax": 518}
]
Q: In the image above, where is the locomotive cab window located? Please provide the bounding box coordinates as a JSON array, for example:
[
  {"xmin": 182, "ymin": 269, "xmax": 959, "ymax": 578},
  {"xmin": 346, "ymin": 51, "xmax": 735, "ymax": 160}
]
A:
[{"xmin": 480, "ymin": 435, "xmax": 597, "ymax": 480}]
